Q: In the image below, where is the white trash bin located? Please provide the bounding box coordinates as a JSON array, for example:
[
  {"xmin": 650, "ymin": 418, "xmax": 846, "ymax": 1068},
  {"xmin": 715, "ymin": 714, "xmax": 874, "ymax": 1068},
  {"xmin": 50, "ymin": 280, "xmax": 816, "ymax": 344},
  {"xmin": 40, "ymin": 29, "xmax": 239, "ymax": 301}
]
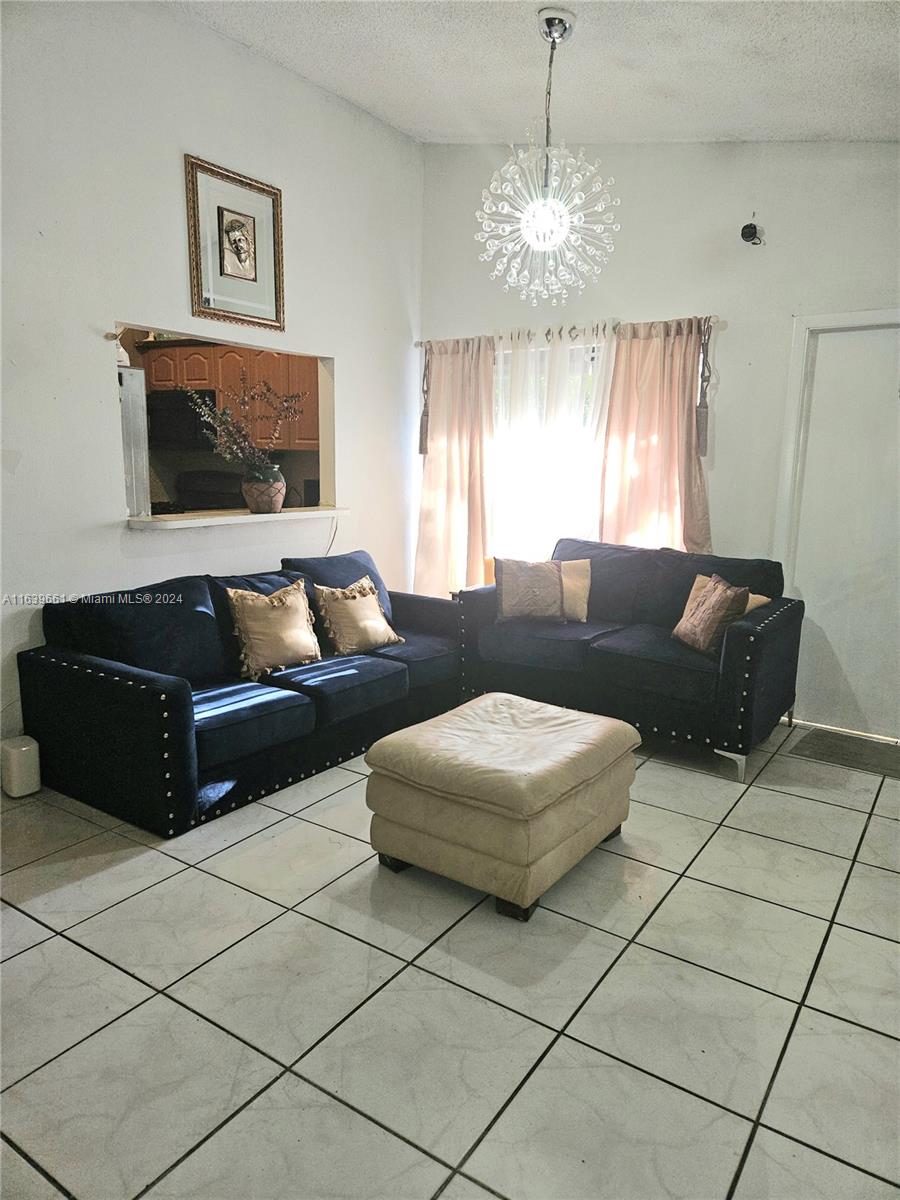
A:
[{"xmin": 1, "ymin": 736, "xmax": 41, "ymax": 797}]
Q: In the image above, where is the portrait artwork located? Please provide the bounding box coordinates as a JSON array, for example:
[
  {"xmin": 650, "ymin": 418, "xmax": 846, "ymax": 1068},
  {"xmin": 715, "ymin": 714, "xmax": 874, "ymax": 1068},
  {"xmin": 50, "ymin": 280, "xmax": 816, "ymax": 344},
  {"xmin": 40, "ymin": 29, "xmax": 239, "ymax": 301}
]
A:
[{"xmin": 218, "ymin": 207, "xmax": 257, "ymax": 281}]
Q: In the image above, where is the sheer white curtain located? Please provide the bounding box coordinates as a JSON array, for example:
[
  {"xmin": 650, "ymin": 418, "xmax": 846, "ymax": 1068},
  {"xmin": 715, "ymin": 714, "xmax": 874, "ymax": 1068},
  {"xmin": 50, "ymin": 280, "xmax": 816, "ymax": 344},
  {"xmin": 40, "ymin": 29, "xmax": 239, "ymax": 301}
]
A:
[{"xmin": 485, "ymin": 324, "xmax": 615, "ymax": 562}]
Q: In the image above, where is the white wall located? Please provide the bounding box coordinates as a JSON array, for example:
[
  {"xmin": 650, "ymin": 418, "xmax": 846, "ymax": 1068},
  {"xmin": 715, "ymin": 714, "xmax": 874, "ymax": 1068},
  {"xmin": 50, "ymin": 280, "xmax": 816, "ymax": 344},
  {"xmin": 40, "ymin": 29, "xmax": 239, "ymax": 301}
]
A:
[
  {"xmin": 1, "ymin": 2, "xmax": 423, "ymax": 732},
  {"xmin": 421, "ymin": 141, "xmax": 900, "ymax": 561}
]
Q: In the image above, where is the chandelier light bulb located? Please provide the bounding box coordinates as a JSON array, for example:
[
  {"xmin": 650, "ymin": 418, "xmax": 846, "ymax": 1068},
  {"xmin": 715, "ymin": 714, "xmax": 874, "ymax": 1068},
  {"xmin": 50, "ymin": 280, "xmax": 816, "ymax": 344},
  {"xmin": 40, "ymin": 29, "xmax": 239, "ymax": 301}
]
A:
[{"xmin": 475, "ymin": 9, "xmax": 621, "ymax": 306}]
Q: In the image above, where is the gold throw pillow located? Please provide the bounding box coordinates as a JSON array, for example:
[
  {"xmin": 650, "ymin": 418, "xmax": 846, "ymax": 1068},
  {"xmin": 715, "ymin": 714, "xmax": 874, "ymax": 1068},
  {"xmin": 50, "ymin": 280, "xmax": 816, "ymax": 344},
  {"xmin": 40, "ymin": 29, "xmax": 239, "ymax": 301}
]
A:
[
  {"xmin": 673, "ymin": 574, "xmax": 750, "ymax": 655},
  {"xmin": 495, "ymin": 557, "xmax": 591, "ymax": 623},
  {"xmin": 314, "ymin": 575, "xmax": 404, "ymax": 656},
  {"xmin": 226, "ymin": 579, "xmax": 321, "ymax": 680},
  {"xmin": 683, "ymin": 573, "xmax": 771, "ymax": 617}
]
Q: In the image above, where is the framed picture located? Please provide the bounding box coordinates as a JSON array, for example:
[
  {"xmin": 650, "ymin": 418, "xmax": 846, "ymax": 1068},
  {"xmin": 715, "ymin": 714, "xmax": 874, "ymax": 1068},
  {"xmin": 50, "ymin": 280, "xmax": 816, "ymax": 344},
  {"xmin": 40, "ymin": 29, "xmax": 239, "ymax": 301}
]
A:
[{"xmin": 185, "ymin": 155, "xmax": 284, "ymax": 330}]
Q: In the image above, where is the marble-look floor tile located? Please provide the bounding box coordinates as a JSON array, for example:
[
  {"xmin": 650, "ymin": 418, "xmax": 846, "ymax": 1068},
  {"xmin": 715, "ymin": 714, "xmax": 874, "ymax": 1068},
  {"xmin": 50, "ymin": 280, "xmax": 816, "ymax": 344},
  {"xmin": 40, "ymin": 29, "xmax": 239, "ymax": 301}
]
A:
[
  {"xmin": 0, "ymin": 1142, "xmax": 66, "ymax": 1199},
  {"xmin": 170, "ymin": 911, "xmax": 402, "ymax": 1064},
  {"xmin": 755, "ymin": 756, "xmax": 881, "ymax": 812},
  {"xmin": 688, "ymin": 826, "xmax": 851, "ymax": 918},
  {"xmin": 296, "ymin": 857, "xmax": 482, "ymax": 959},
  {"xmin": 418, "ymin": 903, "xmax": 624, "ymax": 1027},
  {"xmin": 299, "ymin": 967, "xmax": 552, "ymax": 1163},
  {"xmin": 807, "ymin": 924, "xmax": 900, "ymax": 1038},
  {"xmin": 202, "ymin": 818, "xmax": 373, "ymax": 907},
  {"xmin": 837, "ymin": 863, "xmax": 900, "ymax": 942},
  {"xmin": 875, "ymin": 776, "xmax": 900, "ymax": 821},
  {"xmin": 1, "ymin": 901, "xmax": 54, "ymax": 961},
  {"xmin": 299, "ymin": 777, "xmax": 372, "ymax": 842},
  {"xmin": 858, "ymin": 815, "xmax": 900, "ymax": 873},
  {"xmin": 725, "ymin": 787, "xmax": 867, "ymax": 858},
  {"xmin": 569, "ymin": 943, "xmax": 795, "ymax": 1116},
  {"xmin": 638, "ymin": 876, "xmax": 826, "ymax": 1000},
  {"xmin": 648, "ymin": 742, "xmax": 770, "ymax": 784},
  {"xmin": 120, "ymin": 802, "xmax": 288, "ymax": 864},
  {"xmin": 734, "ymin": 1128, "xmax": 898, "ymax": 1199},
  {"xmin": 257, "ymin": 766, "xmax": 361, "ymax": 815},
  {"xmin": 344, "ymin": 754, "xmax": 372, "ymax": 776},
  {"xmin": 69, "ymin": 868, "xmax": 281, "ymax": 988},
  {"xmin": 602, "ymin": 801, "xmax": 714, "ymax": 872},
  {"xmin": 0, "ymin": 791, "xmax": 38, "ymax": 813},
  {"xmin": 541, "ymin": 850, "xmax": 677, "ymax": 937},
  {"xmin": 466, "ymin": 1035, "xmax": 749, "ymax": 1200},
  {"xmin": 765, "ymin": 1008, "xmax": 900, "ymax": 1181},
  {"xmin": 1, "ymin": 801, "xmax": 103, "ymax": 873},
  {"xmin": 629, "ymin": 761, "xmax": 746, "ymax": 823},
  {"xmin": 0, "ymin": 832, "xmax": 184, "ymax": 930},
  {"xmin": 145, "ymin": 1072, "xmax": 446, "ymax": 1200},
  {"xmin": 39, "ymin": 788, "xmax": 122, "ymax": 830},
  {"xmin": 1, "ymin": 937, "xmax": 152, "ymax": 1088},
  {"xmin": 1, "ymin": 995, "xmax": 279, "ymax": 1200}
]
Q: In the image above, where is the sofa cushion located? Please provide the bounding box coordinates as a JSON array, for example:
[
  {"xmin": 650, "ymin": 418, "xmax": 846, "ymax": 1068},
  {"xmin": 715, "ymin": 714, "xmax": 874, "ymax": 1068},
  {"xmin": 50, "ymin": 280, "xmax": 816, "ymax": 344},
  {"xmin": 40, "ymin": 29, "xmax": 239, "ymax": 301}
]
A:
[
  {"xmin": 268, "ymin": 655, "xmax": 408, "ymax": 724},
  {"xmin": 192, "ymin": 680, "xmax": 316, "ymax": 769},
  {"xmin": 281, "ymin": 550, "xmax": 392, "ymax": 621},
  {"xmin": 635, "ymin": 549, "xmax": 785, "ymax": 628},
  {"xmin": 589, "ymin": 624, "xmax": 718, "ymax": 705},
  {"xmin": 370, "ymin": 631, "xmax": 459, "ymax": 688},
  {"xmin": 552, "ymin": 539, "xmax": 656, "ymax": 624},
  {"xmin": 207, "ymin": 571, "xmax": 312, "ymax": 675},
  {"xmin": 479, "ymin": 619, "xmax": 624, "ymax": 672},
  {"xmin": 43, "ymin": 576, "xmax": 228, "ymax": 685}
]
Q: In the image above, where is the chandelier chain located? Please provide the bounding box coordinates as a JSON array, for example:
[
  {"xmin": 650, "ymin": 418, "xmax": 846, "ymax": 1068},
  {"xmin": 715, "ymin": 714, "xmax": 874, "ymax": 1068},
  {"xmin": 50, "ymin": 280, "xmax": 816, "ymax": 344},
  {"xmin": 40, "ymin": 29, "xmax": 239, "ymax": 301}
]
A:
[{"xmin": 544, "ymin": 39, "xmax": 556, "ymax": 190}]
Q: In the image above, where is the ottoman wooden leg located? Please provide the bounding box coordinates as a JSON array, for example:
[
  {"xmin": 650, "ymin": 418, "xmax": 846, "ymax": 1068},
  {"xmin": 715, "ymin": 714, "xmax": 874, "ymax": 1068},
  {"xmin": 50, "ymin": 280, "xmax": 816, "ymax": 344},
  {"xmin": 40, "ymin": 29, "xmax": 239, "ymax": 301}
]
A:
[
  {"xmin": 378, "ymin": 853, "xmax": 411, "ymax": 873},
  {"xmin": 496, "ymin": 897, "xmax": 539, "ymax": 922},
  {"xmin": 601, "ymin": 824, "xmax": 622, "ymax": 844}
]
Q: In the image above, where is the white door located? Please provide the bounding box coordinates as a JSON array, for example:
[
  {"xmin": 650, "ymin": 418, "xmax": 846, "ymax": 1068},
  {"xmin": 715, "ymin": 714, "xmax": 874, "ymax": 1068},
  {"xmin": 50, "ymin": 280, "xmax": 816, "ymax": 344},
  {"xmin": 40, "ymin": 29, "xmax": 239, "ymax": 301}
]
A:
[{"xmin": 781, "ymin": 313, "xmax": 899, "ymax": 737}]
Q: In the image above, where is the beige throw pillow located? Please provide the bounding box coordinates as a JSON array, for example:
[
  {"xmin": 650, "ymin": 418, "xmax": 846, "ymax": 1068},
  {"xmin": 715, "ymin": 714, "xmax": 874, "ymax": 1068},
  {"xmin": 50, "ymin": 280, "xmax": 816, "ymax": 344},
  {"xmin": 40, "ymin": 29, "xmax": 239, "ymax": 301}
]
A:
[
  {"xmin": 673, "ymin": 574, "xmax": 750, "ymax": 655},
  {"xmin": 227, "ymin": 579, "xmax": 321, "ymax": 680},
  {"xmin": 315, "ymin": 575, "xmax": 404, "ymax": 656},
  {"xmin": 683, "ymin": 573, "xmax": 771, "ymax": 617},
  {"xmin": 495, "ymin": 557, "xmax": 591, "ymax": 623}
]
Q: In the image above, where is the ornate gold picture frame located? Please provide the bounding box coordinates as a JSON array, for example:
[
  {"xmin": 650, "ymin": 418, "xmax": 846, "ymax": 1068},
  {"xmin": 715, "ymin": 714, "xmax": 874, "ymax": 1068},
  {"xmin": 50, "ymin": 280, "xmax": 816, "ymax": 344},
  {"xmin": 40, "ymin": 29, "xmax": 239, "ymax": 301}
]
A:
[{"xmin": 185, "ymin": 154, "xmax": 284, "ymax": 331}]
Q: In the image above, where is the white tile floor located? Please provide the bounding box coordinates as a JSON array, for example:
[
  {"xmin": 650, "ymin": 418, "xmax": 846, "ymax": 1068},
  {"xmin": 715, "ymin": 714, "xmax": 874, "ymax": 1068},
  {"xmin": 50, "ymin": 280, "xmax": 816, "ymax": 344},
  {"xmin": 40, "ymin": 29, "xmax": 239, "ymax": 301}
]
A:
[{"xmin": 1, "ymin": 730, "xmax": 897, "ymax": 1199}]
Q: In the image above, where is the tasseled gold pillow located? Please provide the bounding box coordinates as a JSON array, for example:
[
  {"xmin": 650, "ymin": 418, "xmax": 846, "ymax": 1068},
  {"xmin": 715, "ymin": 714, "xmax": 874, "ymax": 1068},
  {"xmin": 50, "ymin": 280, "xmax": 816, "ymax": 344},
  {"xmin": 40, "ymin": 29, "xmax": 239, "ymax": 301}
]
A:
[
  {"xmin": 226, "ymin": 579, "xmax": 321, "ymax": 680},
  {"xmin": 314, "ymin": 575, "xmax": 404, "ymax": 656}
]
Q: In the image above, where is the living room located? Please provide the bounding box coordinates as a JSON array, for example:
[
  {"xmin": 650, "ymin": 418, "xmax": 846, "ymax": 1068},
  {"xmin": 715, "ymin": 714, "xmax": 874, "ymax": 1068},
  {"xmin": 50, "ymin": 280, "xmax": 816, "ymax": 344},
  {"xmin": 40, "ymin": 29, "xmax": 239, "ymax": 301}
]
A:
[{"xmin": 1, "ymin": 2, "xmax": 898, "ymax": 1198}]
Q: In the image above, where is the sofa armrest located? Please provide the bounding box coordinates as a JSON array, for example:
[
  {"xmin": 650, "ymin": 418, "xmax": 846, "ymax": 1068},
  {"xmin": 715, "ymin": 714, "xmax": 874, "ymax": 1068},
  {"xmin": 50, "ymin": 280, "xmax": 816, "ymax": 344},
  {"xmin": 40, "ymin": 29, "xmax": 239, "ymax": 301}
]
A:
[
  {"xmin": 17, "ymin": 647, "xmax": 198, "ymax": 837},
  {"xmin": 716, "ymin": 598, "xmax": 805, "ymax": 753},
  {"xmin": 388, "ymin": 591, "xmax": 460, "ymax": 640},
  {"xmin": 458, "ymin": 585, "xmax": 498, "ymax": 629}
]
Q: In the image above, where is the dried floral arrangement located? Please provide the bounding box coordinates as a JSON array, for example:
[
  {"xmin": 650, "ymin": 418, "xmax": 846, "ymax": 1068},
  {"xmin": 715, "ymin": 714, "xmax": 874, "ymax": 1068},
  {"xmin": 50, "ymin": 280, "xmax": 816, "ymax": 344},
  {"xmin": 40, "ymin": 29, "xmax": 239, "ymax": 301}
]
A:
[{"xmin": 187, "ymin": 371, "xmax": 305, "ymax": 471}]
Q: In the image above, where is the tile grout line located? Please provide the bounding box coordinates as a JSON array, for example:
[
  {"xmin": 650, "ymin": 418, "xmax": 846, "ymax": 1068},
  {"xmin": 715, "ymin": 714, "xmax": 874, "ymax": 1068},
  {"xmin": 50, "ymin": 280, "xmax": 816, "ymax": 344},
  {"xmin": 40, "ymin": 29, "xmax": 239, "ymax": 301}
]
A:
[
  {"xmin": 723, "ymin": 773, "xmax": 889, "ymax": 1199},
  {"xmin": 1, "ymin": 1131, "xmax": 75, "ymax": 1199}
]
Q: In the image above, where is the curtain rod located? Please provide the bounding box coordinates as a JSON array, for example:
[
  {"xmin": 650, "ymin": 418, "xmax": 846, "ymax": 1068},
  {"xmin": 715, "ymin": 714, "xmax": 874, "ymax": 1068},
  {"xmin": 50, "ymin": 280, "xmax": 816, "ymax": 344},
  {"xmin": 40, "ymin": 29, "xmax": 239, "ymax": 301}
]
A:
[{"xmin": 414, "ymin": 316, "xmax": 719, "ymax": 348}]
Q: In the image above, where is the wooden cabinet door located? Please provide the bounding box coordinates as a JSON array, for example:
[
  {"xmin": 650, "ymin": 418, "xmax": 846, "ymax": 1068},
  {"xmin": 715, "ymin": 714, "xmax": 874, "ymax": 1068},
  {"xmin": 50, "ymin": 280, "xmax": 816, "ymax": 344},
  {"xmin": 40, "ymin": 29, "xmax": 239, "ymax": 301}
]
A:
[
  {"xmin": 214, "ymin": 347, "xmax": 248, "ymax": 410},
  {"xmin": 143, "ymin": 348, "xmax": 179, "ymax": 390},
  {"xmin": 180, "ymin": 347, "xmax": 215, "ymax": 390},
  {"xmin": 286, "ymin": 355, "xmax": 320, "ymax": 448},
  {"xmin": 248, "ymin": 349, "xmax": 290, "ymax": 450}
]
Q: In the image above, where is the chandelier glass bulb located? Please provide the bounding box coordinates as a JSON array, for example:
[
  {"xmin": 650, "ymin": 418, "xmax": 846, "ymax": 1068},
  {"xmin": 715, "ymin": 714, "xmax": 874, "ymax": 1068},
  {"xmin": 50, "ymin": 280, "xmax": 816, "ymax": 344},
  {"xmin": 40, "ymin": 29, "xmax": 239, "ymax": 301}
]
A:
[{"xmin": 475, "ymin": 11, "xmax": 621, "ymax": 306}]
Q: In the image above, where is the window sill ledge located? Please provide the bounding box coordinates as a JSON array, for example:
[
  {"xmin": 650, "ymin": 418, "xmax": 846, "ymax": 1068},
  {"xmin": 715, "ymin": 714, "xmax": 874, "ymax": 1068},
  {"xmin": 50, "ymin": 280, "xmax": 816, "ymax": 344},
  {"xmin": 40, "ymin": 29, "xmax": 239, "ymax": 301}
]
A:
[{"xmin": 127, "ymin": 506, "xmax": 347, "ymax": 532}]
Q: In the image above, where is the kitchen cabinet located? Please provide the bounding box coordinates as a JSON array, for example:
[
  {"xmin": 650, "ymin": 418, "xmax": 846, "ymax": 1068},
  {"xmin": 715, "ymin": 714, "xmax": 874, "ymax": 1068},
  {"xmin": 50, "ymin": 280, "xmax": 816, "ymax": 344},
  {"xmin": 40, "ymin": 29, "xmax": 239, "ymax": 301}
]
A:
[{"xmin": 138, "ymin": 340, "xmax": 319, "ymax": 450}]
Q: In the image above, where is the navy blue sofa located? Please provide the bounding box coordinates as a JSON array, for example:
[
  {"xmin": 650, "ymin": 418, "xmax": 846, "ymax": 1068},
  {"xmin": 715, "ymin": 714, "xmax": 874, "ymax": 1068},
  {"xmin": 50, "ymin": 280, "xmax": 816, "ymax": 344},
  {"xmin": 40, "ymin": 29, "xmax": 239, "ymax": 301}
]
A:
[
  {"xmin": 17, "ymin": 551, "xmax": 460, "ymax": 838},
  {"xmin": 459, "ymin": 539, "xmax": 804, "ymax": 779}
]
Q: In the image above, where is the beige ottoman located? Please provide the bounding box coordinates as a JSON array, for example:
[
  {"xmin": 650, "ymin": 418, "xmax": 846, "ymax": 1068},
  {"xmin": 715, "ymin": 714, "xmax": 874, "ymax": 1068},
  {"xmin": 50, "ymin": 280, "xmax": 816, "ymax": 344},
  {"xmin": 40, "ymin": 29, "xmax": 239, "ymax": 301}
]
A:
[{"xmin": 365, "ymin": 692, "xmax": 640, "ymax": 920}]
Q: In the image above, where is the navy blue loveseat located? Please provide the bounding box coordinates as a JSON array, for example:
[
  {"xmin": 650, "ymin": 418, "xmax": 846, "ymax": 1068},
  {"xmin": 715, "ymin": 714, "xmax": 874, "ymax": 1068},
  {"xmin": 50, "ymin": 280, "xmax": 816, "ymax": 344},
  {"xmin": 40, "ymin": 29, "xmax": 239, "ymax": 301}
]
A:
[
  {"xmin": 17, "ymin": 551, "xmax": 460, "ymax": 837},
  {"xmin": 459, "ymin": 539, "xmax": 804, "ymax": 779}
]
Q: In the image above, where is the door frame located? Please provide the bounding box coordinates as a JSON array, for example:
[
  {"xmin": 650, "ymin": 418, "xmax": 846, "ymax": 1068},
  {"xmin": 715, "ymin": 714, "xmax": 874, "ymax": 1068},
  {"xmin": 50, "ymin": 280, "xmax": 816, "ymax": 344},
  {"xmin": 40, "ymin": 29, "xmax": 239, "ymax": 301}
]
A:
[{"xmin": 773, "ymin": 308, "xmax": 900, "ymax": 593}]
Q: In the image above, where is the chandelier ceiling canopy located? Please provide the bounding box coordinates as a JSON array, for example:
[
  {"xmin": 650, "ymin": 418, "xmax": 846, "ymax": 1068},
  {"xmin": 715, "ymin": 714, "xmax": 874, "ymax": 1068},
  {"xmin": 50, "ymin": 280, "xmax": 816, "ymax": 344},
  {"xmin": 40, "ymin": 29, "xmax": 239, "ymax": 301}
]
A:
[{"xmin": 475, "ymin": 8, "xmax": 620, "ymax": 307}]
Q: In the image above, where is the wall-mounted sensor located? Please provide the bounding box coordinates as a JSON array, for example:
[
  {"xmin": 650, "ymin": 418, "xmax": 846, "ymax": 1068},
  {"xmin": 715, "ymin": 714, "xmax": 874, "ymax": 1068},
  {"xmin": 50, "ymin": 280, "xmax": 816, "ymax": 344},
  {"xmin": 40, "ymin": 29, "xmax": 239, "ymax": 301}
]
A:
[{"xmin": 741, "ymin": 215, "xmax": 763, "ymax": 245}]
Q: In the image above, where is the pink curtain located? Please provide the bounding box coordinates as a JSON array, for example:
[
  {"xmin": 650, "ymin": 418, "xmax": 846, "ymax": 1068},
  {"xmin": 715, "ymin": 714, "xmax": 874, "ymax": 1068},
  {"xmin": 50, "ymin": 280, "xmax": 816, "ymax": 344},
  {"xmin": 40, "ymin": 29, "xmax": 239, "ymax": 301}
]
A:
[
  {"xmin": 600, "ymin": 317, "xmax": 711, "ymax": 552},
  {"xmin": 414, "ymin": 337, "xmax": 494, "ymax": 597}
]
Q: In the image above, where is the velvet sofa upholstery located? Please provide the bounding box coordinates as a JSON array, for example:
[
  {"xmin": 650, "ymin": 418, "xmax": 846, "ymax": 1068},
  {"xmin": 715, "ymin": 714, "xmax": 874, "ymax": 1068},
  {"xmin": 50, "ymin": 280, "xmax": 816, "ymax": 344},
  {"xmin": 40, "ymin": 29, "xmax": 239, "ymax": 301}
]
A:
[
  {"xmin": 459, "ymin": 539, "xmax": 803, "ymax": 766},
  {"xmin": 18, "ymin": 553, "xmax": 461, "ymax": 838}
]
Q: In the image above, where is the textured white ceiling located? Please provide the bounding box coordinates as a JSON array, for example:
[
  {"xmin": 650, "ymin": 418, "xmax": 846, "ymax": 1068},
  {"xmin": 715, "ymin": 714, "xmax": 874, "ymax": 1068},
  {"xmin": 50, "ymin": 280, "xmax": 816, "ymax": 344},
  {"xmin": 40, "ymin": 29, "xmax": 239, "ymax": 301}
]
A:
[{"xmin": 175, "ymin": 1, "xmax": 899, "ymax": 144}]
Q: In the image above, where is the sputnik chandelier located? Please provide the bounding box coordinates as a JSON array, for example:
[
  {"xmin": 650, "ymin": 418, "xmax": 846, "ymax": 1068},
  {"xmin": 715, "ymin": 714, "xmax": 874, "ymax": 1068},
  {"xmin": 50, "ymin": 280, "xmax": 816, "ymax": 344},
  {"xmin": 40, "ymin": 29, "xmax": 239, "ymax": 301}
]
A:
[{"xmin": 476, "ymin": 7, "xmax": 620, "ymax": 306}]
